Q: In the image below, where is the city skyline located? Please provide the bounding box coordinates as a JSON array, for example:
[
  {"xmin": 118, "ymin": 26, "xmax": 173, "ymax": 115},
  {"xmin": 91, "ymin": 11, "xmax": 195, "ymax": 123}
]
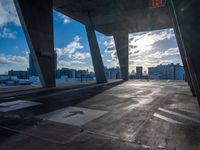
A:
[
  {"xmin": 0, "ymin": 0, "xmax": 182, "ymax": 74},
  {"xmin": 3, "ymin": 63, "xmax": 184, "ymax": 85},
  {"xmin": 6, "ymin": 63, "xmax": 184, "ymax": 76}
]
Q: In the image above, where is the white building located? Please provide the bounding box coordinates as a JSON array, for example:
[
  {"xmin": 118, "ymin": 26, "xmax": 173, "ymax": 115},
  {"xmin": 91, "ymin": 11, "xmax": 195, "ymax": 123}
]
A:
[
  {"xmin": 175, "ymin": 66, "xmax": 185, "ymax": 80},
  {"xmin": 148, "ymin": 63, "xmax": 185, "ymax": 80}
]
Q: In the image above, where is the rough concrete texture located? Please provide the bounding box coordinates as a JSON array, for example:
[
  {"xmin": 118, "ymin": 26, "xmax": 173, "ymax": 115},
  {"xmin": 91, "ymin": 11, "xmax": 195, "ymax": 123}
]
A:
[
  {"xmin": 0, "ymin": 80, "xmax": 200, "ymax": 150},
  {"xmin": 53, "ymin": 0, "xmax": 173, "ymax": 35},
  {"xmin": 114, "ymin": 31, "xmax": 129, "ymax": 81},
  {"xmin": 14, "ymin": 0, "xmax": 55, "ymax": 87}
]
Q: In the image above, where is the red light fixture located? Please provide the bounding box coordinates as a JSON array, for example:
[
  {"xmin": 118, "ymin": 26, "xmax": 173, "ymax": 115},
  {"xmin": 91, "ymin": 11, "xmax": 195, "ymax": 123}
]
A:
[{"xmin": 151, "ymin": 0, "xmax": 165, "ymax": 8}]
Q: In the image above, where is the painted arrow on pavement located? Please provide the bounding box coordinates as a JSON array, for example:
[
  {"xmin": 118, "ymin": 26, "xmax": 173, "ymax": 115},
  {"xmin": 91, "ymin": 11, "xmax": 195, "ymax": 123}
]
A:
[{"xmin": 64, "ymin": 111, "xmax": 84, "ymax": 118}]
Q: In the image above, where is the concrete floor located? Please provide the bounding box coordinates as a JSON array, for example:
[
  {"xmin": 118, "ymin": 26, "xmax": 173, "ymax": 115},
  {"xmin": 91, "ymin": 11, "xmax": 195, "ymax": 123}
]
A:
[{"xmin": 0, "ymin": 80, "xmax": 200, "ymax": 150}]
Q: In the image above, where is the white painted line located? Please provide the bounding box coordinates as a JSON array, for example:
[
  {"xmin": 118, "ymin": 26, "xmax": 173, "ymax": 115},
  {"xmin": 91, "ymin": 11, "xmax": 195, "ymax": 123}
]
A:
[
  {"xmin": 0, "ymin": 100, "xmax": 42, "ymax": 112},
  {"xmin": 179, "ymin": 108, "xmax": 200, "ymax": 116},
  {"xmin": 153, "ymin": 113, "xmax": 183, "ymax": 124},
  {"xmin": 158, "ymin": 107, "xmax": 200, "ymax": 124},
  {"xmin": 3, "ymin": 97, "xmax": 15, "ymax": 100},
  {"xmin": 38, "ymin": 107, "xmax": 108, "ymax": 126}
]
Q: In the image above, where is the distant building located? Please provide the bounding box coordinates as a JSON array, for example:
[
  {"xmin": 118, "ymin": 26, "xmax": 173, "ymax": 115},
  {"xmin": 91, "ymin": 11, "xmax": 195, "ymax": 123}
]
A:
[
  {"xmin": 175, "ymin": 65, "xmax": 185, "ymax": 80},
  {"xmin": 148, "ymin": 67, "xmax": 160, "ymax": 79},
  {"xmin": 56, "ymin": 68, "xmax": 75, "ymax": 78},
  {"xmin": 105, "ymin": 67, "xmax": 121, "ymax": 79},
  {"xmin": 56, "ymin": 68, "xmax": 94, "ymax": 80},
  {"xmin": 148, "ymin": 63, "xmax": 185, "ymax": 80},
  {"xmin": 0, "ymin": 75, "xmax": 10, "ymax": 80},
  {"xmin": 8, "ymin": 70, "xmax": 29, "ymax": 79},
  {"xmin": 29, "ymin": 53, "xmax": 38, "ymax": 76},
  {"xmin": 75, "ymin": 70, "xmax": 87, "ymax": 78},
  {"xmin": 0, "ymin": 75, "xmax": 11, "ymax": 84},
  {"xmin": 129, "ymin": 67, "xmax": 148, "ymax": 79},
  {"xmin": 136, "ymin": 66, "xmax": 143, "ymax": 79}
]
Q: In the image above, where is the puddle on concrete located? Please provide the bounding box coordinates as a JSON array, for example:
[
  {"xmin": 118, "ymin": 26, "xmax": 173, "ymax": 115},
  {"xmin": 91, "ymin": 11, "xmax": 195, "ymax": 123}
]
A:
[
  {"xmin": 124, "ymin": 97, "xmax": 154, "ymax": 110},
  {"xmin": 107, "ymin": 89, "xmax": 161, "ymax": 110}
]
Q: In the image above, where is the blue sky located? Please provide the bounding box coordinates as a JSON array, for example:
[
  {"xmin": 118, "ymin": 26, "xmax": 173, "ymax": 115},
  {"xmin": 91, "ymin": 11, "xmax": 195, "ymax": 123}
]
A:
[{"xmin": 0, "ymin": 0, "xmax": 182, "ymax": 74}]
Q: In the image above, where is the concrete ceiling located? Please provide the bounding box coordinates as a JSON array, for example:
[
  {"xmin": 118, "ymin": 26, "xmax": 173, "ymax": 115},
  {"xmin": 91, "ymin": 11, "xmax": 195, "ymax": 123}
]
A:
[{"xmin": 53, "ymin": 0, "xmax": 173, "ymax": 35}]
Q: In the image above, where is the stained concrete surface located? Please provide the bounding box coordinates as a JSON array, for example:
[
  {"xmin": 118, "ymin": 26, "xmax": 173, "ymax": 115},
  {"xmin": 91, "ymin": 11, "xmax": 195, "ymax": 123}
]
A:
[
  {"xmin": 0, "ymin": 80, "xmax": 200, "ymax": 150},
  {"xmin": 0, "ymin": 100, "xmax": 41, "ymax": 112},
  {"xmin": 38, "ymin": 107, "xmax": 108, "ymax": 126},
  {"xmin": 0, "ymin": 81, "xmax": 96, "ymax": 101}
]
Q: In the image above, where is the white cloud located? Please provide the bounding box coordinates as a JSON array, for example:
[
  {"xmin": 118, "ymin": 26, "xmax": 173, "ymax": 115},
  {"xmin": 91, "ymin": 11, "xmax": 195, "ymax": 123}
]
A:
[
  {"xmin": 0, "ymin": 54, "xmax": 28, "ymax": 65},
  {"xmin": 57, "ymin": 60, "xmax": 71, "ymax": 68},
  {"xmin": 57, "ymin": 60, "xmax": 86, "ymax": 69},
  {"xmin": 103, "ymin": 28, "xmax": 182, "ymax": 71},
  {"xmin": 71, "ymin": 60, "xmax": 85, "ymax": 64},
  {"xmin": 0, "ymin": 0, "xmax": 19, "ymax": 40},
  {"xmin": 64, "ymin": 36, "xmax": 83, "ymax": 55},
  {"xmin": 104, "ymin": 38, "xmax": 115, "ymax": 52},
  {"xmin": 0, "ymin": 27, "xmax": 16, "ymax": 39},
  {"xmin": 55, "ymin": 48, "xmax": 63, "ymax": 58},
  {"xmin": 163, "ymin": 47, "xmax": 179, "ymax": 56},
  {"xmin": 0, "ymin": 0, "xmax": 20, "ymax": 27},
  {"xmin": 71, "ymin": 52, "xmax": 90, "ymax": 60},
  {"xmin": 56, "ymin": 35, "xmax": 92, "ymax": 69},
  {"xmin": 56, "ymin": 35, "xmax": 84, "ymax": 58},
  {"xmin": 58, "ymin": 13, "xmax": 70, "ymax": 24},
  {"xmin": 100, "ymin": 37, "xmax": 119, "ymax": 68}
]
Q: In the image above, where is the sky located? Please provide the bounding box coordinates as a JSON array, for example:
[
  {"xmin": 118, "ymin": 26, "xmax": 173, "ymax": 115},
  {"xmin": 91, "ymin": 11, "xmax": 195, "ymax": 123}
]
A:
[{"xmin": 0, "ymin": 0, "xmax": 182, "ymax": 74}]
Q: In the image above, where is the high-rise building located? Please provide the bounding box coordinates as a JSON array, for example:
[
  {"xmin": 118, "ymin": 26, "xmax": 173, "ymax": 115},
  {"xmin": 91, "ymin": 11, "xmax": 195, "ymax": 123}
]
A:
[
  {"xmin": 59, "ymin": 68, "xmax": 76, "ymax": 78},
  {"xmin": 148, "ymin": 63, "xmax": 185, "ymax": 80},
  {"xmin": 175, "ymin": 65, "xmax": 185, "ymax": 80},
  {"xmin": 148, "ymin": 67, "xmax": 160, "ymax": 79},
  {"xmin": 8, "ymin": 70, "xmax": 29, "ymax": 79},
  {"xmin": 136, "ymin": 66, "xmax": 143, "ymax": 79},
  {"xmin": 29, "ymin": 53, "xmax": 38, "ymax": 77},
  {"xmin": 105, "ymin": 67, "xmax": 121, "ymax": 79}
]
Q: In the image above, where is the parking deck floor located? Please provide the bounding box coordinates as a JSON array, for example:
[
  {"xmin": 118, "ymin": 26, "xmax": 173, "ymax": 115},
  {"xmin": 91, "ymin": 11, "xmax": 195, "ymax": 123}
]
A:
[{"xmin": 0, "ymin": 80, "xmax": 200, "ymax": 150}]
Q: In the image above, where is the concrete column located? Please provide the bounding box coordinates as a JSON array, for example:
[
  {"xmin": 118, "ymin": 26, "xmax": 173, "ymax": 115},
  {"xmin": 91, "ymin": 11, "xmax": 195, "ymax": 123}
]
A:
[
  {"xmin": 177, "ymin": 36, "xmax": 196, "ymax": 96},
  {"xmin": 167, "ymin": 1, "xmax": 197, "ymax": 96},
  {"xmin": 14, "ymin": 0, "xmax": 56, "ymax": 88},
  {"xmin": 169, "ymin": 0, "xmax": 200, "ymax": 105},
  {"xmin": 114, "ymin": 31, "xmax": 129, "ymax": 81},
  {"xmin": 85, "ymin": 15, "xmax": 107, "ymax": 83}
]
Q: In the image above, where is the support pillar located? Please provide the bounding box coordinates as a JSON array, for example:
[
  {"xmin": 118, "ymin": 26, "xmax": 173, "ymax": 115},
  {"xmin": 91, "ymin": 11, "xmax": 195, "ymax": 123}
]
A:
[
  {"xmin": 169, "ymin": 0, "xmax": 200, "ymax": 105},
  {"xmin": 167, "ymin": 1, "xmax": 197, "ymax": 96},
  {"xmin": 14, "ymin": 0, "xmax": 56, "ymax": 88},
  {"xmin": 114, "ymin": 31, "xmax": 129, "ymax": 81},
  {"xmin": 85, "ymin": 15, "xmax": 107, "ymax": 83}
]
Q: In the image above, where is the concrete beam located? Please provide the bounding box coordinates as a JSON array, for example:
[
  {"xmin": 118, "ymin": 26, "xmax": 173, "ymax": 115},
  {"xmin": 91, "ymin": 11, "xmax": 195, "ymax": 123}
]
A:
[
  {"xmin": 85, "ymin": 14, "xmax": 107, "ymax": 83},
  {"xmin": 53, "ymin": 0, "xmax": 173, "ymax": 36},
  {"xmin": 167, "ymin": 1, "xmax": 197, "ymax": 96},
  {"xmin": 114, "ymin": 31, "xmax": 129, "ymax": 81},
  {"xmin": 169, "ymin": 0, "xmax": 200, "ymax": 105},
  {"xmin": 91, "ymin": 7, "xmax": 171, "ymax": 26},
  {"xmin": 14, "ymin": 0, "xmax": 56, "ymax": 88}
]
